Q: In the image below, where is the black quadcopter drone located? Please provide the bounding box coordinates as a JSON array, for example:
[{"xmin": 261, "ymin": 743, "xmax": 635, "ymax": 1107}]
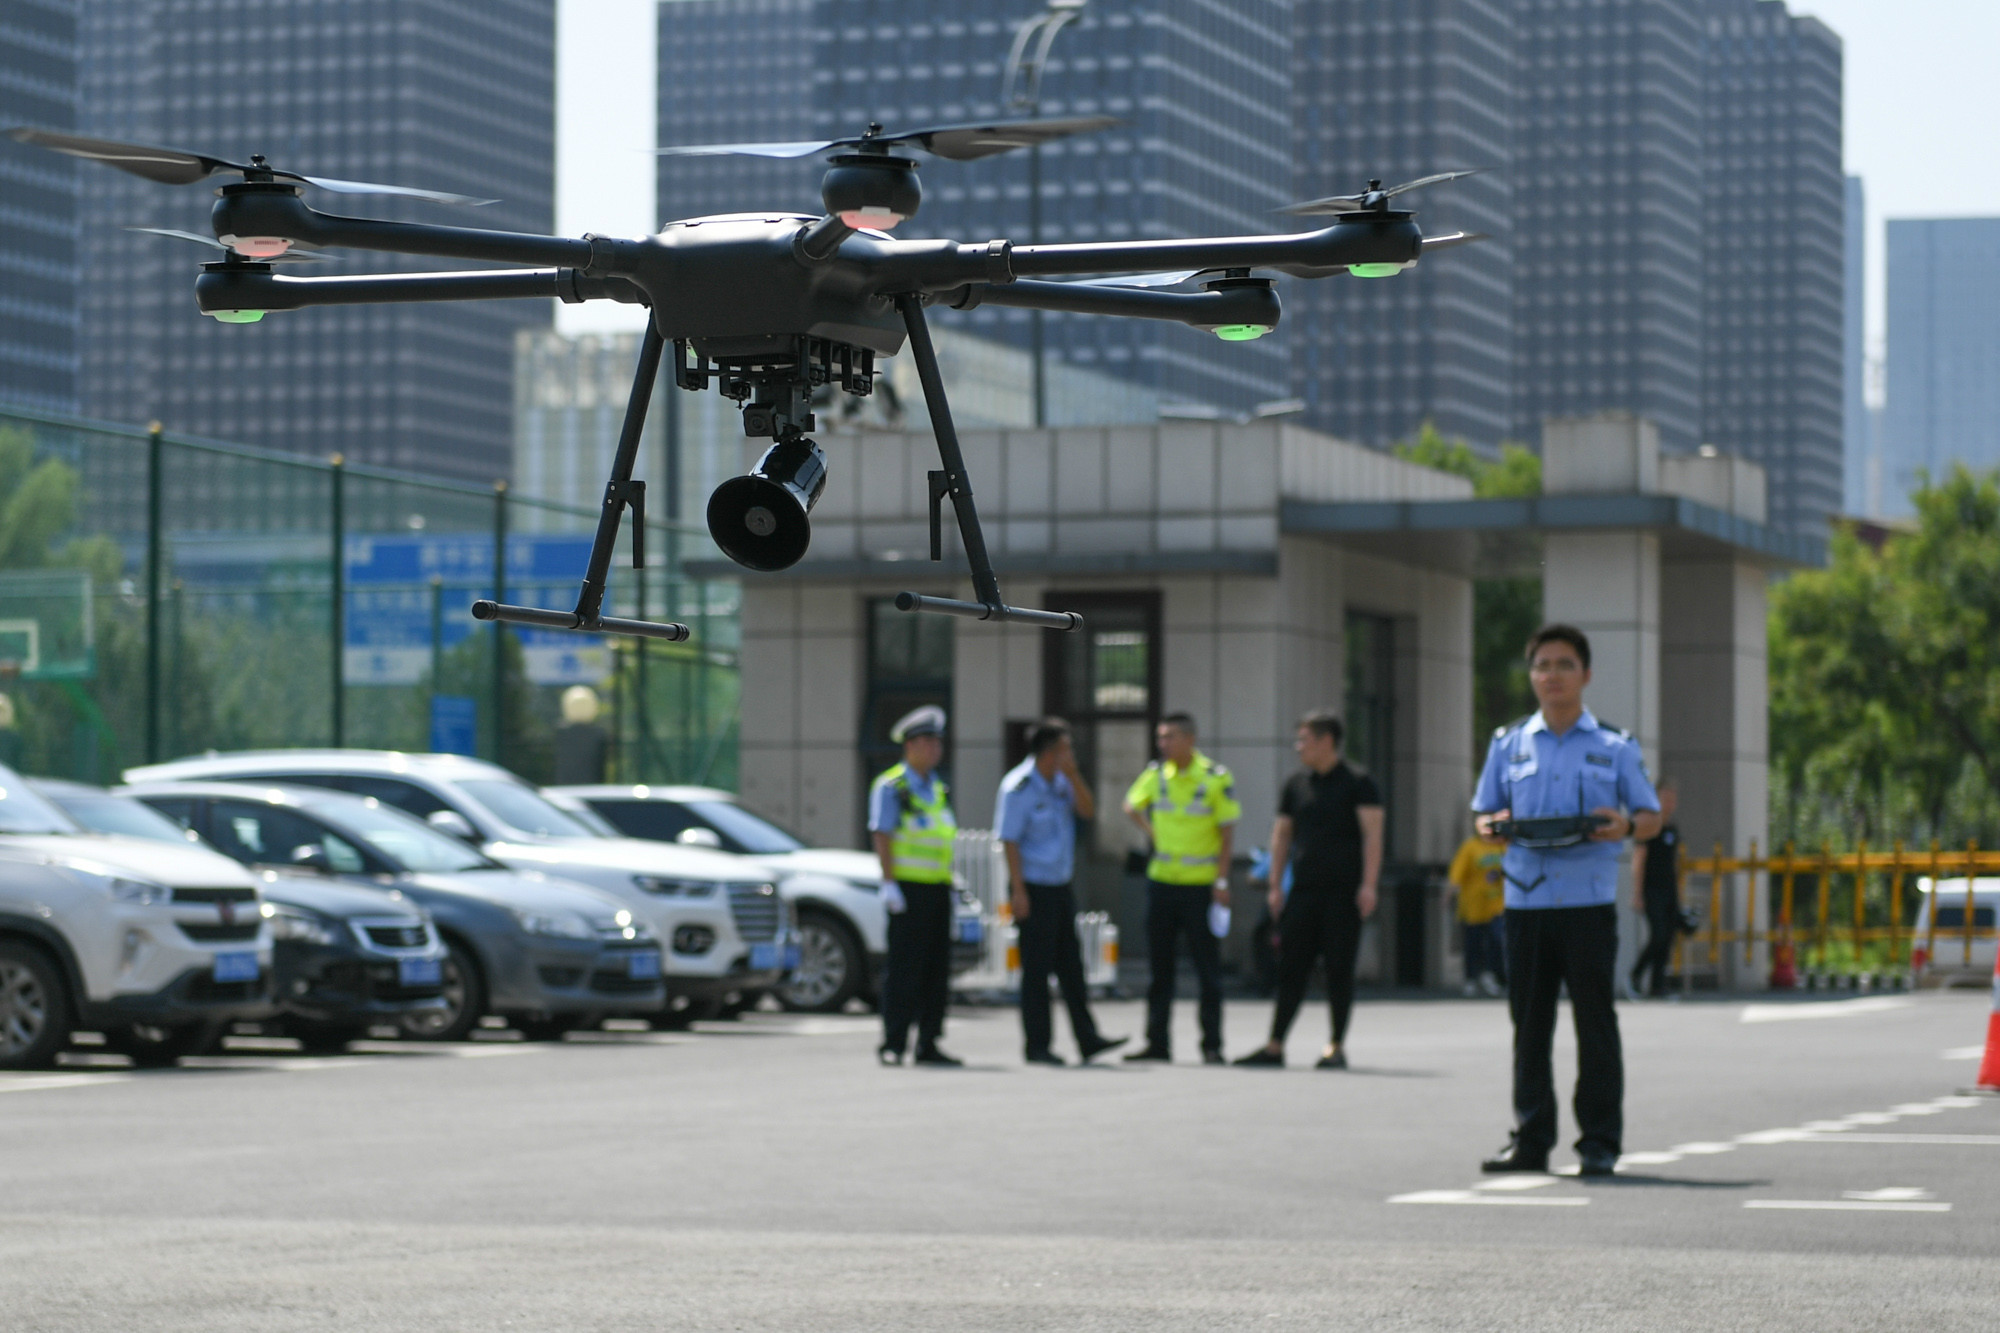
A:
[{"xmin": 11, "ymin": 120, "xmax": 1481, "ymax": 641}]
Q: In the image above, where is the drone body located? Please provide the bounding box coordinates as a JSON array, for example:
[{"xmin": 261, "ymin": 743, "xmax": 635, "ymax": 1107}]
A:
[{"xmin": 10, "ymin": 120, "xmax": 1480, "ymax": 640}]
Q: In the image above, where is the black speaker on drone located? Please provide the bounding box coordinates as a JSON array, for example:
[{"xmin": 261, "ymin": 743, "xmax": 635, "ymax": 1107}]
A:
[{"xmin": 706, "ymin": 437, "xmax": 828, "ymax": 572}]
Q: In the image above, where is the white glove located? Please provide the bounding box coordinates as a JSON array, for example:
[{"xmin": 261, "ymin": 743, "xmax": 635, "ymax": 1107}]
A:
[{"xmin": 880, "ymin": 878, "xmax": 907, "ymax": 914}]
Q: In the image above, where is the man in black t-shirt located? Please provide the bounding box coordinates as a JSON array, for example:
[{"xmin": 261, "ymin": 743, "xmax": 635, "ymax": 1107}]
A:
[
  {"xmin": 1235, "ymin": 709, "xmax": 1384, "ymax": 1069},
  {"xmin": 1629, "ymin": 778, "xmax": 1682, "ymax": 998}
]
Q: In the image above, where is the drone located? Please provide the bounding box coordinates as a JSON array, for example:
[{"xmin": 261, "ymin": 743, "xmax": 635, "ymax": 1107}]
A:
[{"xmin": 11, "ymin": 121, "xmax": 1482, "ymax": 640}]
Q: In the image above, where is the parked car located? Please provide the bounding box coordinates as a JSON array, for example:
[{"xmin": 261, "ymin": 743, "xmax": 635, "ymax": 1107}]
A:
[
  {"xmin": 1912, "ymin": 877, "xmax": 1999, "ymax": 975},
  {"xmin": 544, "ymin": 783, "xmax": 984, "ymax": 1013},
  {"xmin": 124, "ymin": 751, "xmax": 797, "ymax": 1023},
  {"xmin": 36, "ymin": 780, "xmax": 449, "ymax": 1051},
  {"xmin": 120, "ymin": 780, "xmax": 665, "ymax": 1040},
  {"xmin": 0, "ymin": 766, "xmax": 274, "ymax": 1067}
]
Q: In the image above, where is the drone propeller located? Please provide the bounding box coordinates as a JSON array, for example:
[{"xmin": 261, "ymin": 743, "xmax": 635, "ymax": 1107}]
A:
[
  {"xmin": 659, "ymin": 114, "xmax": 1121, "ymax": 163},
  {"xmin": 8, "ymin": 128, "xmax": 498, "ymax": 206},
  {"xmin": 1278, "ymin": 169, "xmax": 1486, "ymax": 217},
  {"xmin": 1061, "ymin": 269, "xmax": 1206, "ymax": 290},
  {"xmin": 125, "ymin": 226, "xmax": 327, "ymax": 262},
  {"xmin": 1418, "ymin": 231, "xmax": 1489, "ymax": 253}
]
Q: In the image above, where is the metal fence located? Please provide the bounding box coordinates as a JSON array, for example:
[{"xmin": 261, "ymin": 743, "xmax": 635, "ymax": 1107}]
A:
[{"xmin": 0, "ymin": 405, "xmax": 738, "ymax": 788}]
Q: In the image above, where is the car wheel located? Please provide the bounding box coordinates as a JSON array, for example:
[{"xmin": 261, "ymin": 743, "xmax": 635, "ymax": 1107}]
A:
[
  {"xmin": 0, "ymin": 941, "xmax": 73, "ymax": 1071},
  {"xmin": 776, "ymin": 912, "xmax": 864, "ymax": 1014},
  {"xmin": 648, "ymin": 993, "xmax": 720, "ymax": 1031},
  {"xmin": 512, "ymin": 1016, "xmax": 578, "ymax": 1042},
  {"xmin": 289, "ymin": 1020, "xmax": 369, "ymax": 1053},
  {"xmin": 103, "ymin": 1021, "xmax": 216, "ymax": 1067},
  {"xmin": 397, "ymin": 941, "xmax": 484, "ymax": 1042}
]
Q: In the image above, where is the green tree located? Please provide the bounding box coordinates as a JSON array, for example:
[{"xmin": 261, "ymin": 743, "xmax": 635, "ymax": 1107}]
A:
[{"xmin": 1394, "ymin": 422, "xmax": 1545, "ymax": 751}]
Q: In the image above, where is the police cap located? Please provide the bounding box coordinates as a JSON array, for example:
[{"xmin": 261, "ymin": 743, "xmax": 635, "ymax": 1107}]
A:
[{"xmin": 890, "ymin": 704, "xmax": 947, "ymax": 743}]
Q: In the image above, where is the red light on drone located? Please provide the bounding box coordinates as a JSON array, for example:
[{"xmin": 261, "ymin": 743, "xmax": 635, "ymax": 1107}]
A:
[
  {"xmin": 225, "ymin": 235, "xmax": 293, "ymax": 258},
  {"xmin": 838, "ymin": 209, "xmax": 904, "ymax": 231}
]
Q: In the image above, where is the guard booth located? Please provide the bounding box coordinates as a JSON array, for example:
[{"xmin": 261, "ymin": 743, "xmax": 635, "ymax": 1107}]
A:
[{"xmin": 699, "ymin": 419, "xmax": 1480, "ymax": 986}]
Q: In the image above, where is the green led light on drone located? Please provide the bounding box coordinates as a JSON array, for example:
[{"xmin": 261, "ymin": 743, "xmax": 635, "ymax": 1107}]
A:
[
  {"xmin": 207, "ymin": 310, "xmax": 266, "ymax": 323},
  {"xmin": 1349, "ymin": 263, "xmax": 1408, "ymax": 279},
  {"xmin": 1214, "ymin": 324, "xmax": 1270, "ymax": 342}
]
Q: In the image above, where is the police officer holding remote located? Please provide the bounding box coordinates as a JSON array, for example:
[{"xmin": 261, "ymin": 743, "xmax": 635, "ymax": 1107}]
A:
[{"xmin": 1472, "ymin": 625, "xmax": 1660, "ymax": 1177}]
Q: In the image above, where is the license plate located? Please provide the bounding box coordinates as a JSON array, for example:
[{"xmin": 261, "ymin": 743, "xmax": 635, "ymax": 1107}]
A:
[
  {"xmin": 212, "ymin": 951, "xmax": 259, "ymax": 983},
  {"xmin": 626, "ymin": 950, "xmax": 661, "ymax": 981},
  {"xmin": 398, "ymin": 956, "xmax": 443, "ymax": 987},
  {"xmin": 749, "ymin": 942, "xmax": 781, "ymax": 971},
  {"xmin": 956, "ymin": 917, "xmax": 984, "ymax": 945}
]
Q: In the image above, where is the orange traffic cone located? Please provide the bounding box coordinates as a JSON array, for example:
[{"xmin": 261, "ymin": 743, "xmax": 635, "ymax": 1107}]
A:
[{"xmin": 1976, "ymin": 948, "xmax": 2000, "ymax": 1093}]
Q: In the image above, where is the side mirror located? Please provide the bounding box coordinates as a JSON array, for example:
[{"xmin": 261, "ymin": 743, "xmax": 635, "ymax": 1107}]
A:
[
  {"xmin": 289, "ymin": 843, "xmax": 333, "ymax": 872},
  {"xmin": 426, "ymin": 809, "xmax": 480, "ymax": 843},
  {"xmin": 676, "ymin": 827, "xmax": 724, "ymax": 849}
]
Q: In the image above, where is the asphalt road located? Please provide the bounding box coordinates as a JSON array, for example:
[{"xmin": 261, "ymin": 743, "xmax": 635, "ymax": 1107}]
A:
[{"xmin": 3, "ymin": 989, "xmax": 1996, "ymax": 1331}]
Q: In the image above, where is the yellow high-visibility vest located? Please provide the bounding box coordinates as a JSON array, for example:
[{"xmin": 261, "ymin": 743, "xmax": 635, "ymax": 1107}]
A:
[
  {"xmin": 873, "ymin": 762, "xmax": 956, "ymax": 884},
  {"xmin": 1125, "ymin": 751, "xmax": 1241, "ymax": 885}
]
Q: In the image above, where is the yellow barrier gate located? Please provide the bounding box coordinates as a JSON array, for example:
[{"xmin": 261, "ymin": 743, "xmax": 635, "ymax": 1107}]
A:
[{"xmin": 1677, "ymin": 841, "xmax": 2000, "ymax": 983}]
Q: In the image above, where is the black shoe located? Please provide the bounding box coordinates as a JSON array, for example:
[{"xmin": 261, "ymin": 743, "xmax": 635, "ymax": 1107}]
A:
[
  {"xmin": 1232, "ymin": 1047, "xmax": 1284, "ymax": 1067},
  {"xmin": 1124, "ymin": 1046, "xmax": 1171, "ymax": 1063},
  {"xmin": 1315, "ymin": 1049, "xmax": 1347, "ymax": 1070},
  {"xmin": 912, "ymin": 1046, "xmax": 963, "ymax": 1067},
  {"xmin": 1024, "ymin": 1050, "xmax": 1066, "ymax": 1066},
  {"xmin": 1201, "ymin": 1048, "xmax": 1225, "ymax": 1066},
  {"xmin": 876, "ymin": 1044, "xmax": 903, "ymax": 1067},
  {"xmin": 1078, "ymin": 1034, "xmax": 1129, "ymax": 1063},
  {"xmin": 1480, "ymin": 1145, "xmax": 1550, "ymax": 1174},
  {"xmin": 1578, "ymin": 1148, "xmax": 1619, "ymax": 1177}
]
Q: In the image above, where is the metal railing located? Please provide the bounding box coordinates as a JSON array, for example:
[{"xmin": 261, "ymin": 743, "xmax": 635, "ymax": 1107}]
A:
[
  {"xmin": 1680, "ymin": 841, "xmax": 2000, "ymax": 978},
  {"xmin": 951, "ymin": 827, "xmax": 1119, "ymax": 997}
]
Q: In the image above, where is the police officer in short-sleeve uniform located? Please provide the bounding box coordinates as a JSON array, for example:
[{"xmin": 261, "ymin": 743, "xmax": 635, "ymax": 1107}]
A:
[
  {"xmin": 1472, "ymin": 625, "xmax": 1660, "ymax": 1176},
  {"xmin": 869, "ymin": 705, "xmax": 961, "ymax": 1067}
]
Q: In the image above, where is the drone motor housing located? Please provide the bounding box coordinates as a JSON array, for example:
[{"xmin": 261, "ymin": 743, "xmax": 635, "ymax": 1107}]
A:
[
  {"xmin": 821, "ymin": 154, "xmax": 922, "ymax": 231},
  {"xmin": 706, "ymin": 435, "xmax": 829, "ymax": 572}
]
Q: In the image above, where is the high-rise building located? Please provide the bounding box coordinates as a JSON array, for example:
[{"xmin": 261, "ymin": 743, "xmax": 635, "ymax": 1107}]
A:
[
  {"xmin": 658, "ymin": 0, "xmax": 1294, "ymax": 416},
  {"xmin": 1511, "ymin": 0, "xmax": 1705, "ymax": 455},
  {"xmin": 76, "ymin": 1, "xmax": 556, "ymax": 482},
  {"xmin": 1884, "ymin": 218, "xmax": 2000, "ymax": 513},
  {"xmin": 1698, "ymin": 0, "xmax": 1842, "ymax": 537},
  {"xmin": 0, "ymin": 0, "xmax": 79, "ymax": 416},
  {"xmin": 1842, "ymin": 175, "xmax": 1867, "ymax": 516},
  {"xmin": 1289, "ymin": 0, "xmax": 1514, "ymax": 453}
]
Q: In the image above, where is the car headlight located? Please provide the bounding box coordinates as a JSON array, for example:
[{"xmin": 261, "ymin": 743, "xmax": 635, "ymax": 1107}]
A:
[
  {"xmin": 266, "ymin": 904, "xmax": 337, "ymax": 945},
  {"xmin": 512, "ymin": 909, "xmax": 596, "ymax": 940},
  {"xmin": 105, "ymin": 877, "xmax": 173, "ymax": 905},
  {"xmin": 634, "ymin": 876, "xmax": 719, "ymax": 897}
]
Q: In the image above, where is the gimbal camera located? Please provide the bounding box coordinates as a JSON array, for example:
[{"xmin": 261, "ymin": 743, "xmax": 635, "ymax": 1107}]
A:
[{"xmin": 12, "ymin": 121, "xmax": 1481, "ymax": 639}]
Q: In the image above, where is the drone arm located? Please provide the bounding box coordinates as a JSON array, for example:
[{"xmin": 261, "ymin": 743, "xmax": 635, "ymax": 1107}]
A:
[
  {"xmin": 194, "ymin": 267, "xmax": 644, "ymax": 313},
  {"xmin": 1002, "ymin": 218, "xmax": 1421, "ymax": 281},
  {"xmin": 958, "ymin": 279, "xmax": 1280, "ymax": 331},
  {"xmin": 214, "ymin": 190, "xmax": 604, "ymax": 268}
]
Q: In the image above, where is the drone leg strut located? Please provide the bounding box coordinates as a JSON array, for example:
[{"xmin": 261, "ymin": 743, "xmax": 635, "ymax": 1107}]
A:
[
  {"xmin": 472, "ymin": 321, "xmax": 691, "ymax": 643},
  {"xmin": 891, "ymin": 294, "xmax": 1080, "ymax": 633}
]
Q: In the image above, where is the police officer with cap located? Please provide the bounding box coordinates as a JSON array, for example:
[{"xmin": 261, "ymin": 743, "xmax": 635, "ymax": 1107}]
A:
[
  {"xmin": 1472, "ymin": 624, "xmax": 1660, "ymax": 1177},
  {"xmin": 869, "ymin": 704, "xmax": 962, "ymax": 1066}
]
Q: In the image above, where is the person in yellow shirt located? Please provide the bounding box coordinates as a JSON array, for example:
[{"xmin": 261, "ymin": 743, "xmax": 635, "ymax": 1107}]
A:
[
  {"xmin": 1123, "ymin": 712, "xmax": 1241, "ymax": 1064},
  {"xmin": 1448, "ymin": 826, "xmax": 1507, "ymax": 996}
]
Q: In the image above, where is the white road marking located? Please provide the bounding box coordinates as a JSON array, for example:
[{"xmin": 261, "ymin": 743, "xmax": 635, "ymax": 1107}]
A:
[
  {"xmin": 1941, "ymin": 1046, "xmax": 1985, "ymax": 1061},
  {"xmin": 1739, "ymin": 996, "xmax": 1912, "ymax": 1023},
  {"xmin": 1473, "ymin": 1175, "xmax": 1557, "ymax": 1191},
  {"xmin": 1670, "ymin": 1142, "xmax": 1737, "ymax": 1155},
  {"xmin": 0, "ymin": 1072, "xmax": 131, "ymax": 1093},
  {"xmin": 1745, "ymin": 1200, "xmax": 1951, "ymax": 1212},
  {"xmin": 1800, "ymin": 1133, "xmax": 2000, "ymax": 1146},
  {"xmin": 1840, "ymin": 1112, "xmax": 1901, "ymax": 1125},
  {"xmin": 1616, "ymin": 1150, "xmax": 1684, "ymax": 1164},
  {"xmin": 1390, "ymin": 1189, "xmax": 1589, "ymax": 1206},
  {"xmin": 1844, "ymin": 1187, "xmax": 1933, "ymax": 1200}
]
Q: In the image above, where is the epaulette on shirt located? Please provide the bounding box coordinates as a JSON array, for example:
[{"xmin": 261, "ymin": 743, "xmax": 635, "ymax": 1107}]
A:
[{"xmin": 1494, "ymin": 715, "xmax": 1533, "ymax": 739}]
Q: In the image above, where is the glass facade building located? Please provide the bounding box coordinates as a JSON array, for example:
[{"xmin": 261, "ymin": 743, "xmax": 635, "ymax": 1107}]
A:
[
  {"xmin": 76, "ymin": 1, "xmax": 556, "ymax": 483},
  {"xmin": 1884, "ymin": 218, "xmax": 2000, "ymax": 515},
  {"xmin": 0, "ymin": 0, "xmax": 78, "ymax": 415}
]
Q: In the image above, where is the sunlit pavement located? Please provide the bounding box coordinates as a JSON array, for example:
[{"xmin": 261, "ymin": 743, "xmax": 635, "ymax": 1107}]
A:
[{"xmin": 3, "ymin": 991, "xmax": 1995, "ymax": 1331}]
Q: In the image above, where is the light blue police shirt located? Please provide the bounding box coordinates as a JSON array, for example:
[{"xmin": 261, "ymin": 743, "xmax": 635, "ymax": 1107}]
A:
[
  {"xmin": 868, "ymin": 764, "xmax": 945, "ymax": 834},
  {"xmin": 995, "ymin": 756, "xmax": 1078, "ymax": 886},
  {"xmin": 1471, "ymin": 708, "xmax": 1660, "ymax": 910}
]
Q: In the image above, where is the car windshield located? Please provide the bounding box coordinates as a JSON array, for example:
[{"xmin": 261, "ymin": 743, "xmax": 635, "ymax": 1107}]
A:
[
  {"xmin": 455, "ymin": 779, "xmax": 599, "ymax": 839},
  {"xmin": 47, "ymin": 792, "xmax": 192, "ymax": 844},
  {"xmin": 683, "ymin": 800, "xmax": 805, "ymax": 854},
  {"xmin": 303, "ymin": 796, "xmax": 494, "ymax": 873},
  {"xmin": 0, "ymin": 768, "xmax": 82, "ymax": 835}
]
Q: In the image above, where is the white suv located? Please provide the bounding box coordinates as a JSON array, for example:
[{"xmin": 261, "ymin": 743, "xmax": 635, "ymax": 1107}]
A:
[
  {"xmin": 124, "ymin": 751, "xmax": 797, "ymax": 1022},
  {"xmin": 0, "ymin": 783, "xmax": 274, "ymax": 1068}
]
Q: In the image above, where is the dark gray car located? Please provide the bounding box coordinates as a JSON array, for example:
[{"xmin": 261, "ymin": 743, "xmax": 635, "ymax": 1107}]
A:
[{"xmin": 121, "ymin": 781, "xmax": 665, "ymax": 1041}]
